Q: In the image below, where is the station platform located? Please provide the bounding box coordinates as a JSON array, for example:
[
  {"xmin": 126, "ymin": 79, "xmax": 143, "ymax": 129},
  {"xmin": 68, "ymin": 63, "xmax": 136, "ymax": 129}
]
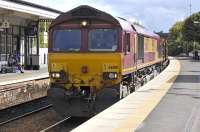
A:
[
  {"xmin": 0, "ymin": 67, "xmax": 48, "ymax": 86},
  {"xmin": 72, "ymin": 57, "xmax": 200, "ymax": 132}
]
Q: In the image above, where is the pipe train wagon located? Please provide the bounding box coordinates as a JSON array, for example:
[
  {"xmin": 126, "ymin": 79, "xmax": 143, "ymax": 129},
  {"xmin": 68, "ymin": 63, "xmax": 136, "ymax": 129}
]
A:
[{"xmin": 47, "ymin": 5, "xmax": 168, "ymax": 117}]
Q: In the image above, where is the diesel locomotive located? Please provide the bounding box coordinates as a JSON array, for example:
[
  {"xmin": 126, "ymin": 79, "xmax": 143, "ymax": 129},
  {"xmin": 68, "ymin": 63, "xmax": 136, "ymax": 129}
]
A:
[{"xmin": 47, "ymin": 5, "xmax": 168, "ymax": 117}]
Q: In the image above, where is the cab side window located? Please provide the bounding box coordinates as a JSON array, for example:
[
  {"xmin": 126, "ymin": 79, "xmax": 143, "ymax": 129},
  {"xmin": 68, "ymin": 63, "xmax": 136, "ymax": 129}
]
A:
[
  {"xmin": 137, "ymin": 35, "xmax": 144, "ymax": 59},
  {"xmin": 124, "ymin": 33, "xmax": 130, "ymax": 53}
]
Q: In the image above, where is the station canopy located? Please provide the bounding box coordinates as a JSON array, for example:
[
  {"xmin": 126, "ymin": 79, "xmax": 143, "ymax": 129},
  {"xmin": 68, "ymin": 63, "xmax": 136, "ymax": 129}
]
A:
[{"xmin": 0, "ymin": 0, "xmax": 62, "ymax": 27}]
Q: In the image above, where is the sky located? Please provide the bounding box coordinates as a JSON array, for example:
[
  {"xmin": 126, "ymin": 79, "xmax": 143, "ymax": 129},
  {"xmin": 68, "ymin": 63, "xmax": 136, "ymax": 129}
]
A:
[{"xmin": 25, "ymin": 0, "xmax": 200, "ymax": 32}]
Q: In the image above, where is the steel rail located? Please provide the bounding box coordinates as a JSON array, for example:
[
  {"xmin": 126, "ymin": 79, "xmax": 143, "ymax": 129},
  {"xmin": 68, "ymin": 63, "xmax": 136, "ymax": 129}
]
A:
[
  {"xmin": 40, "ymin": 116, "xmax": 71, "ymax": 132},
  {"xmin": 0, "ymin": 104, "xmax": 53, "ymax": 126}
]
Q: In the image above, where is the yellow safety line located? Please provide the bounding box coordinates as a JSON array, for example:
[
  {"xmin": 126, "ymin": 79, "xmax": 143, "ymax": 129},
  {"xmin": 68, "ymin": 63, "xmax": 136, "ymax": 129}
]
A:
[{"xmin": 113, "ymin": 59, "xmax": 181, "ymax": 132}]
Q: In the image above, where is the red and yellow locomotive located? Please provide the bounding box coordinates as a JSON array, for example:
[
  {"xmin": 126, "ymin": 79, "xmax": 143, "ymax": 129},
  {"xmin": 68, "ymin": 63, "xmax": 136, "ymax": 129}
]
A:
[{"xmin": 48, "ymin": 5, "xmax": 167, "ymax": 117}]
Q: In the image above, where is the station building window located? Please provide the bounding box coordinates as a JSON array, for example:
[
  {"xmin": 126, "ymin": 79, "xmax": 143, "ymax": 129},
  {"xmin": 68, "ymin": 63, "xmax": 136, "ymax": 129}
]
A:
[
  {"xmin": 0, "ymin": 20, "xmax": 51, "ymax": 68},
  {"xmin": 0, "ymin": 25, "xmax": 24, "ymax": 63},
  {"xmin": 0, "ymin": 33, "xmax": 6, "ymax": 61}
]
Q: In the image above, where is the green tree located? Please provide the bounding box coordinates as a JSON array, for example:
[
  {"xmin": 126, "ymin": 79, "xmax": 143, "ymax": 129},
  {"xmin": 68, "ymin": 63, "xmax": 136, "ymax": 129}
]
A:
[
  {"xmin": 169, "ymin": 21, "xmax": 184, "ymax": 44},
  {"xmin": 167, "ymin": 12, "xmax": 200, "ymax": 56},
  {"xmin": 182, "ymin": 12, "xmax": 200, "ymax": 42},
  {"xmin": 167, "ymin": 21, "xmax": 184, "ymax": 55}
]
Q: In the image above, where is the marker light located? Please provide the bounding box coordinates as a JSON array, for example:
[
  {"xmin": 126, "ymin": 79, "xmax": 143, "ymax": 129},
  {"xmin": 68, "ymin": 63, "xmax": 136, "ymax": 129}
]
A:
[
  {"xmin": 51, "ymin": 71, "xmax": 66, "ymax": 79},
  {"xmin": 51, "ymin": 73, "xmax": 60, "ymax": 79},
  {"xmin": 103, "ymin": 72, "xmax": 118, "ymax": 80},
  {"xmin": 108, "ymin": 72, "xmax": 118, "ymax": 79},
  {"xmin": 55, "ymin": 73, "xmax": 60, "ymax": 78},
  {"xmin": 81, "ymin": 21, "xmax": 87, "ymax": 27}
]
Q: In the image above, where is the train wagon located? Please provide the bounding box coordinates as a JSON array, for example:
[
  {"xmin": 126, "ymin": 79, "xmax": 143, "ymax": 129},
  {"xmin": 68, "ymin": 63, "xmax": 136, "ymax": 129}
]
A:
[{"xmin": 47, "ymin": 5, "xmax": 166, "ymax": 117}]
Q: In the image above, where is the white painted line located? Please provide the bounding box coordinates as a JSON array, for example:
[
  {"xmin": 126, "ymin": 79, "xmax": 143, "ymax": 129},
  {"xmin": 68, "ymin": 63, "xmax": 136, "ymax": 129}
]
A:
[{"xmin": 0, "ymin": 74, "xmax": 49, "ymax": 86}]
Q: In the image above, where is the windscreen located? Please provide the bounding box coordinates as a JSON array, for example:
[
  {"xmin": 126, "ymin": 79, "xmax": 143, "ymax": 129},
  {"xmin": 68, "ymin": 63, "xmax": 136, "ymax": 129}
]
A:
[
  {"xmin": 88, "ymin": 29, "xmax": 118, "ymax": 51},
  {"xmin": 53, "ymin": 29, "xmax": 81, "ymax": 51}
]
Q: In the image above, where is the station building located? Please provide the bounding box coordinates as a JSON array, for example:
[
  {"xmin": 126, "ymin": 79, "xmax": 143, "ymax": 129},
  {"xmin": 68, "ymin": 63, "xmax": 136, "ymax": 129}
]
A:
[{"xmin": 0, "ymin": 0, "xmax": 62, "ymax": 70}]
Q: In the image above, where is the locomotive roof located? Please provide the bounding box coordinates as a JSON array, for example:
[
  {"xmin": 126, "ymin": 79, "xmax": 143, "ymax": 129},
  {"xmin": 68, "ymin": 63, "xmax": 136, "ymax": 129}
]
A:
[
  {"xmin": 132, "ymin": 23, "xmax": 160, "ymax": 38},
  {"xmin": 50, "ymin": 5, "xmax": 159, "ymax": 38},
  {"xmin": 50, "ymin": 5, "xmax": 134, "ymax": 31},
  {"xmin": 115, "ymin": 17, "xmax": 135, "ymax": 32}
]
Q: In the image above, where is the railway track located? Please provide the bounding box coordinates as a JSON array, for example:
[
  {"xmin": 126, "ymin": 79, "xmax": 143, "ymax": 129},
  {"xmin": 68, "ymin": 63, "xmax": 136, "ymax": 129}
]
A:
[
  {"xmin": 40, "ymin": 116, "xmax": 71, "ymax": 132},
  {"xmin": 39, "ymin": 117, "xmax": 89, "ymax": 132},
  {"xmin": 0, "ymin": 97, "xmax": 52, "ymax": 126},
  {"xmin": 0, "ymin": 104, "xmax": 52, "ymax": 126},
  {"xmin": 0, "ymin": 97, "xmax": 88, "ymax": 132}
]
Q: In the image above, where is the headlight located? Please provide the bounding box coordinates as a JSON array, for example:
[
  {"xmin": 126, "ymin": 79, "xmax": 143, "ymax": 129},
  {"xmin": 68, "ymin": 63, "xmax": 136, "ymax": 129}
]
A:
[
  {"xmin": 103, "ymin": 72, "xmax": 118, "ymax": 80},
  {"xmin": 51, "ymin": 72, "xmax": 61, "ymax": 79},
  {"xmin": 108, "ymin": 73, "xmax": 116, "ymax": 79},
  {"xmin": 55, "ymin": 73, "xmax": 61, "ymax": 78}
]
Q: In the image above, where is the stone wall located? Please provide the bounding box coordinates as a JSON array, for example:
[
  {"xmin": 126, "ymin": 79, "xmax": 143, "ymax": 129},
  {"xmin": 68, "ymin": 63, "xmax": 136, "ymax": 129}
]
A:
[{"xmin": 0, "ymin": 78, "xmax": 49, "ymax": 110}]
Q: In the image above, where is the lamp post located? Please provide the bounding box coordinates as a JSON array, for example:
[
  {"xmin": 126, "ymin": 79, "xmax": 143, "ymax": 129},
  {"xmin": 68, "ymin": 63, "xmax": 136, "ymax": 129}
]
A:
[{"xmin": 193, "ymin": 20, "xmax": 200, "ymax": 59}]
